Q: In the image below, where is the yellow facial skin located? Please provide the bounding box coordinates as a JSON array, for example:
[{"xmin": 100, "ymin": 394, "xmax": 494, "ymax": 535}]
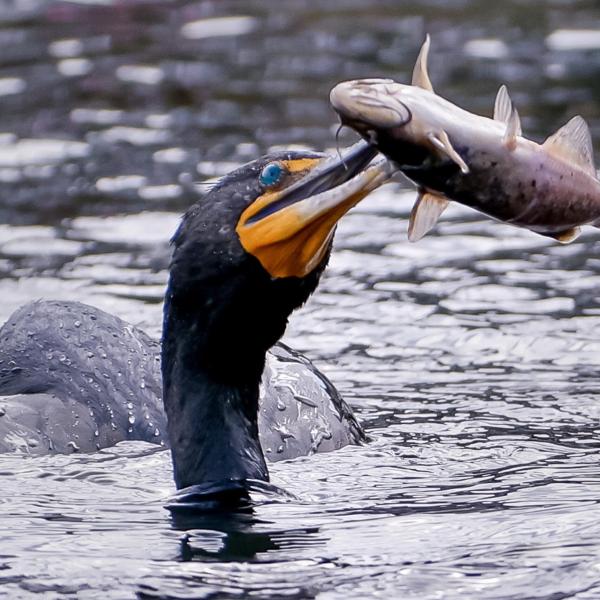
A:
[{"xmin": 236, "ymin": 158, "xmax": 391, "ymax": 279}]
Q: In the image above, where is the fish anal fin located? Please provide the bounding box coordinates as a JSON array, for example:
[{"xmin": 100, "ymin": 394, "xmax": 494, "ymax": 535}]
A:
[
  {"xmin": 408, "ymin": 189, "xmax": 449, "ymax": 242},
  {"xmin": 412, "ymin": 35, "xmax": 434, "ymax": 92},
  {"xmin": 543, "ymin": 116, "xmax": 596, "ymax": 178},
  {"xmin": 544, "ymin": 226, "xmax": 581, "ymax": 244},
  {"xmin": 427, "ymin": 130, "xmax": 470, "ymax": 174}
]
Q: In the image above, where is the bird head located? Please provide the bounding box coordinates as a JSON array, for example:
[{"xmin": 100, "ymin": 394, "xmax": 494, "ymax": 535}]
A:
[{"xmin": 166, "ymin": 143, "xmax": 391, "ymax": 379}]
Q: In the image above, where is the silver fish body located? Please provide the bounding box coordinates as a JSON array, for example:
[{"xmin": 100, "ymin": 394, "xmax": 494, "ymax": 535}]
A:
[{"xmin": 330, "ymin": 37, "xmax": 600, "ymax": 243}]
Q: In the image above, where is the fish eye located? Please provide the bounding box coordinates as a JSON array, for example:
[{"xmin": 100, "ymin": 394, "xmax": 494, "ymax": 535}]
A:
[{"xmin": 259, "ymin": 162, "xmax": 286, "ymax": 188}]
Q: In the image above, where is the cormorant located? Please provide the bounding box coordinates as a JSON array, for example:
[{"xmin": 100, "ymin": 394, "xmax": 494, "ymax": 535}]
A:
[{"xmin": 0, "ymin": 143, "xmax": 391, "ymax": 501}]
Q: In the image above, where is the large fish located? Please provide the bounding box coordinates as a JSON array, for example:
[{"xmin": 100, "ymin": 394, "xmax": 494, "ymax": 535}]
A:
[{"xmin": 330, "ymin": 36, "xmax": 600, "ymax": 243}]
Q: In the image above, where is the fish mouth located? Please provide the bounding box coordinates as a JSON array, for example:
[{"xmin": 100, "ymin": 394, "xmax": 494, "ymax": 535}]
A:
[
  {"xmin": 330, "ymin": 80, "xmax": 413, "ymax": 131},
  {"xmin": 237, "ymin": 142, "xmax": 394, "ymax": 278}
]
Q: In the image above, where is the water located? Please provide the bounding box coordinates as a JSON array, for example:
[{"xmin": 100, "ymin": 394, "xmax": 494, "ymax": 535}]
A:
[{"xmin": 1, "ymin": 0, "xmax": 600, "ymax": 598}]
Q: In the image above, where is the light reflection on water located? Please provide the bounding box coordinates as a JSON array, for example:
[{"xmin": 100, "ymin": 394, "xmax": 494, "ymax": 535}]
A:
[{"xmin": 0, "ymin": 0, "xmax": 600, "ymax": 598}]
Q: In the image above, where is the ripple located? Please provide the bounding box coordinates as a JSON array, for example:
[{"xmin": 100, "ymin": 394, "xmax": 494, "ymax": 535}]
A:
[
  {"xmin": 70, "ymin": 108, "xmax": 123, "ymax": 125},
  {"xmin": 57, "ymin": 58, "xmax": 93, "ymax": 77},
  {"xmin": 116, "ymin": 65, "xmax": 164, "ymax": 86},
  {"xmin": 1, "ymin": 237, "xmax": 84, "ymax": 258},
  {"xmin": 95, "ymin": 174, "xmax": 147, "ymax": 193},
  {"xmin": 0, "ymin": 139, "xmax": 89, "ymax": 167},
  {"xmin": 139, "ymin": 184, "xmax": 183, "ymax": 201},
  {"xmin": 153, "ymin": 147, "xmax": 188, "ymax": 164},
  {"xmin": 464, "ymin": 38, "xmax": 509, "ymax": 59},
  {"xmin": 181, "ymin": 16, "xmax": 258, "ymax": 40},
  {"xmin": 546, "ymin": 29, "xmax": 600, "ymax": 51},
  {"xmin": 48, "ymin": 39, "xmax": 84, "ymax": 58},
  {"xmin": 93, "ymin": 127, "xmax": 170, "ymax": 146},
  {"xmin": 69, "ymin": 212, "xmax": 179, "ymax": 244},
  {"xmin": 440, "ymin": 284, "xmax": 576, "ymax": 314},
  {"xmin": 0, "ymin": 77, "xmax": 25, "ymax": 96}
]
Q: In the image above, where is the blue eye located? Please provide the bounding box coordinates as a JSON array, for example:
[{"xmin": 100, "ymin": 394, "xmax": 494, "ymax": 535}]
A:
[{"xmin": 259, "ymin": 162, "xmax": 286, "ymax": 187}]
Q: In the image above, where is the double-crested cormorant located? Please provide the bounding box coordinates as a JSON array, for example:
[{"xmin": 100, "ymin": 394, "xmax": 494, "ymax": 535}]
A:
[{"xmin": 0, "ymin": 143, "xmax": 391, "ymax": 500}]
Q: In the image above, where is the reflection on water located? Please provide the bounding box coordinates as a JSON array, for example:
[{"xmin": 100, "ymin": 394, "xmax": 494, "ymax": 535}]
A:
[{"xmin": 1, "ymin": 0, "xmax": 600, "ymax": 598}]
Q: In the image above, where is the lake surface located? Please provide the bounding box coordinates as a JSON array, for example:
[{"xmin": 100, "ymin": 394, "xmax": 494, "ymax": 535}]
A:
[{"xmin": 1, "ymin": 1, "xmax": 600, "ymax": 598}]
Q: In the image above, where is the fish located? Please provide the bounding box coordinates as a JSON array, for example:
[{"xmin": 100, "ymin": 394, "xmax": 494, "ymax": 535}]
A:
[{"xmin": 329, "ymin": 35, "xmax": 600, "ymax": 243}]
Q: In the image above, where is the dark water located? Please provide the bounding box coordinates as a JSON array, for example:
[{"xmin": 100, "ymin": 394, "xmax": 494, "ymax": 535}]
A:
[{"xmin": 1, "ymin": 1, "xmax": 600, "ymax": 598}]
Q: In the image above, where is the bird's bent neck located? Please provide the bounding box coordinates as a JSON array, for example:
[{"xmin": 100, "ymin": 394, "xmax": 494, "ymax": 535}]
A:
[{"xmin": 161, "ymin": 295, "xmax": 269, "ymax": 492}]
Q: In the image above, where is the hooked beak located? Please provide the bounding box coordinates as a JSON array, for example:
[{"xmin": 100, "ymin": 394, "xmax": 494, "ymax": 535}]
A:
[
  {"xmin": 236, "ymin": 142, "xmax": 393, "ymax": 278},
  {"xmin": 330, "ymin": 80, "xmax": 412, "ymax": 131}
]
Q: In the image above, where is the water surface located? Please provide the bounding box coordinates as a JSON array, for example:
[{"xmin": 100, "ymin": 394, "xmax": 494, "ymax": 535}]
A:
[{"xmin": 1, "ymin": 1, "xmax": 600, "ymax": 598}]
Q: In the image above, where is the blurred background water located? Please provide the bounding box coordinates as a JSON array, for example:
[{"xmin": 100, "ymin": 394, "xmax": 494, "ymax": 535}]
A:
[{"xmin": 1, "ymin": 1, "xmax": 600, "ymax": 598}]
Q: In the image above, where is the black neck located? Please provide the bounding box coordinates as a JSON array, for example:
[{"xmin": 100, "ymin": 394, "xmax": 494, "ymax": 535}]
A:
[
  {"xmin": 161, "ymin": 298, "xmax": 269, "ymax": 491},
  {"xmin": 160, "ymin": 203, "xmax": 326, "ymax": 494}
]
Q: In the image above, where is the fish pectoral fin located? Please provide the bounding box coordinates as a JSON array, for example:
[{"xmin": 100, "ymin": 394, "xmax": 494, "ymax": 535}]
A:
[
  {"xmin": 494, "ymin": 85, "xmax": 522, "ymax": 151},
  {"xmin": 408, "ymin": 189, "xmax": 449, "ymax": 242},
  {"xmin": 412, "ymin": 34, "xmax": 434, "ymax": 92},
  {"xmin": 544, "ymin": 226, "xmax": 581, "ymax": 244},
  {"xmin": 427, "ymin": 130, "xmax": 469, "ymax": 174},
  {"xmin": 543, "ymin": 116, "xmax": 597, "ymax": 178}
]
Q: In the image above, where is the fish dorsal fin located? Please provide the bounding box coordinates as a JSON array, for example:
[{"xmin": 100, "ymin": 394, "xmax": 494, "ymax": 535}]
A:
[
  {"xmin": 494, "ymin": 85, "xmax": 513, "ymax": 124},
  {"xmin": 543, "ymin": 116, "xmax": 596, "ymax": 177},
  {"xmin": 503, "ymin": 107, "xmax": 522, "ymax": 150},
  {"xmin": 427, "ymin": 130, "xmax": 470, "ymax": 174},
  {"xmin": 408, "ymin": 189, "xmax": 449, "ymax": 242},
  {"xmin": 412, "ymin": 35, "xmax": 434, "ymax": 92},
  {"xmin": 494, "ymin": 85, "xmax": 521, "ymax": 150}
]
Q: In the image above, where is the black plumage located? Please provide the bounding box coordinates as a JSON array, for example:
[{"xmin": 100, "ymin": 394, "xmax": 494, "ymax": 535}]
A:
[{"xmin": 0, "ymin": 148, "xmax": 374, "ymax": 498}]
